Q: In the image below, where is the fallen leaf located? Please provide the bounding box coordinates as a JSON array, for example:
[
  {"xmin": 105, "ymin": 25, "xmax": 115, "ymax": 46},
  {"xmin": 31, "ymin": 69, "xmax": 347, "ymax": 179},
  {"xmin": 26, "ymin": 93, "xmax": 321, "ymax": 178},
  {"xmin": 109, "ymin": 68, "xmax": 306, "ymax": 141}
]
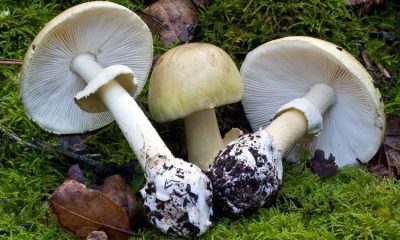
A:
[
  {"xmin": 348, "ymin": 0, "xmax": 385, "ymax": 14},
  {"xmin": 385, "ymin": 114, "xmax": 400, "ymax": 135},
  {"xmin": 66, "ymin": 164, "xmax": 89, "ymax": 184},
  {"xmin": 310, "ymin": 149, "xmax": 339, "ymax": 179},
  {"xmin": 384, "ymin": 145, "xmax": 400, "ymax": 176},
  {"xmin": 367, "ymin": 154, "xmax": 392, "ymax": 177},
  {"xmin": 191, "ymin": 0, "xmax": 212, "ymax": 8},
  {"xmin": 142, "ymin": 0, "xmax": 197, "ymax": 46},
  {"xmin": 99, "ymin": 175, "xmax": 138, "ymax": 226},
  {"xmin": 48, "ymin": 180, "xmax": 134, "ymax": 240},
  {"xmin": 94, "ymin": 161, "xmax": 137, "ymax": 182},
  {"xmin": 86, "ymin": 231, "xmax": 108, "ymax": 240},
  {"xmin": 368, "ymin": 114, "xmax": 400, "ymax": 178},
  {"xmin": 59, "ymin": 134, "xmax": 87, "ymax": 154}
]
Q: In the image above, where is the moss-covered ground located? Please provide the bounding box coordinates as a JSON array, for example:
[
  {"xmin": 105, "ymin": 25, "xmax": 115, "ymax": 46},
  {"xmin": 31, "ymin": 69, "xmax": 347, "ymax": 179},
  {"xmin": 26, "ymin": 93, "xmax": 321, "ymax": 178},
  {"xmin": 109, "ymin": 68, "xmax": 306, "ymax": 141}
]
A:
[{"xmin": 0, "ymin": 0, "xmax": 399, "ymax": 239}]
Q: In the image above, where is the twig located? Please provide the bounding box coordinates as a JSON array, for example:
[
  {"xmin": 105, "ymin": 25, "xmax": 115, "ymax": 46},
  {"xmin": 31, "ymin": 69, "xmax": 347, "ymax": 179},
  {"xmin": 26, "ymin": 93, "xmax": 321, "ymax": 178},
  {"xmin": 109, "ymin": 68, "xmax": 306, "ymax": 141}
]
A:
[
  {"xmin": 0, "ymin": 125, "xmax": 41, "ymax": 150},
  {"xmin": 0, "ymin": 59, "xmax": 23, "ymax": 65},
  {"xmin": 376, "ymin": 63, "xmax": 392, "ymax": 80},
  {"xmin": 359, "ymin": 45, "xmax": 373, "ymax": 70},
  {"xmin": 0, "ymin": 124, "xmax": 100, "ymax": 167}
]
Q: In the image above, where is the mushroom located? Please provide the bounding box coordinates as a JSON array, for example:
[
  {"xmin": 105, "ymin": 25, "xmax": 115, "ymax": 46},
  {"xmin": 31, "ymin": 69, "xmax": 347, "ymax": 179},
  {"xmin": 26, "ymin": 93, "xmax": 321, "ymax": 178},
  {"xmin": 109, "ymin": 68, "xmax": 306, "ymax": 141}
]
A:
[
  {"xmin": 148, "ymin": 43, "xmax": 243, "ymax": 170},
  {"xmin": 207, "ymin": 36, "xmax": 385, "ymax": 215},
  {"xmin": 20, "ymin": 2, "xmax": 212, "ymax": 237}
]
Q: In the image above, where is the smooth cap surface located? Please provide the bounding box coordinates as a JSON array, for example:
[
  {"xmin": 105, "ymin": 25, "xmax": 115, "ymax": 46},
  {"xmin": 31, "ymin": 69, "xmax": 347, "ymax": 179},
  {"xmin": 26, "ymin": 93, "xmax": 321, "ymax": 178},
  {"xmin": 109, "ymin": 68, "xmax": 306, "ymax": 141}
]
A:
[
  {"xmin": 241, "ymin": 36, "xmax": 385, "ymax": 167},
  {"xmin": 148, "ymin": 43, "xmax": 243, "ymax": 122},
  {"xmin": 20, "ymin": 1, "xmax": 153, "ymax": 134}
]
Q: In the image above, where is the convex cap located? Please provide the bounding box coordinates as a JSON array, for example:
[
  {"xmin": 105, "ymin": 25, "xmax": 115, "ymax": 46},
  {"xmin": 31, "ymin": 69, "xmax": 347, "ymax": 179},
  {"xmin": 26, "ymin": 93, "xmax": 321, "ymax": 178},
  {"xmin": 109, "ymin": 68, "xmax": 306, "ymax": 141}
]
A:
[
  {"xmin": 241, "ymin": 36, "xmax": 385, "ymax": 167},
  {"xmin": 20, "ymin": 1, "xmax": 153, "ymax": 134},
  {"xmin": 148, "ymin": 43, "xmax": 243, "ymax": 122}
]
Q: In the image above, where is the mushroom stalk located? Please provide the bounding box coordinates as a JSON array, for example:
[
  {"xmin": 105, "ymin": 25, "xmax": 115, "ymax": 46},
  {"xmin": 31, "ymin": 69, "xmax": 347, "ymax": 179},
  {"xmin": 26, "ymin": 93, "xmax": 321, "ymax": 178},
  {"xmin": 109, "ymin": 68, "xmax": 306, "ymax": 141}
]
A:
[
  {"xmin": 184, "ymin": 109, "xmax": 223, "ymax": 170},
  {"xmin": 71, "ymin": 53, "xmax": 173, "ymax": 167},
  {"xmin": 71, "ymin": 53, "xmax": 213, "ymax": 237},
  {"xmin": 303, "ymin": 83, "xmax": 336, "ymax": 113},
  {"xmin": 22, "ymin": 3, "xmax": 213, "ymax": 236},
  {"xmin": 207, "ymin": 83, "xmax": 336, "ymax": 216},
  {"xmin": 209, "ymin": 36, "xmax": 385, "ymax": 217},
  {"xmin": 264, "ymin": 110, "xmax": 307, "ymax": 155},
  {"xmin": 265, "ymin": 83, "xmax": 336, "ymax": 154}
]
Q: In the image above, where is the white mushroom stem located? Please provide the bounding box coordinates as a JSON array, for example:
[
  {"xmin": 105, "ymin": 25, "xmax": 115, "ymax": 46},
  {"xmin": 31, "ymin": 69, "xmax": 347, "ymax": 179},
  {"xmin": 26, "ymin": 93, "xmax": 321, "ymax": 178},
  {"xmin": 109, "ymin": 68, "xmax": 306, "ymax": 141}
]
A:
[
  {"xmin": 71, "ymin": 54, "xmax": 213, "ymax": 237},
  {"xmin": 303, "ymin": 83, "xmax": 337, "ymax": 114},
  {"xmin": 265, "ymin": 110, "xmax": 307, "ymax": 155},
  {"xmin": 184, "ymin": 109, "xmax": 223, "ymax": 170},
  {"xmin": 265, "ymin": 83, "xmax": 336, "ymax": 154},
  {"xmin": 71, "ymin": 54, "xmax": 174, "ymax": 167}
]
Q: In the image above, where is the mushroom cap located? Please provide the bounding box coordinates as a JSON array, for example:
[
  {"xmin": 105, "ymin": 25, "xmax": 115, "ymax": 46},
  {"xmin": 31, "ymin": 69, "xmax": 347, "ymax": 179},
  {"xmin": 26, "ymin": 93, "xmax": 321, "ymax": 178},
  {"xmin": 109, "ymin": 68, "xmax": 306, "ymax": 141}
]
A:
[
  {"xmin": 148, "ymin": 43, "xmax": 243, "ymax": 122},
  {"xmin": 241, "ymin": 36, "xmax": 385, "ymax": 167},
  {"xmin": 20, "ymin": 1, "xmax": 153, "ymax": 134}
]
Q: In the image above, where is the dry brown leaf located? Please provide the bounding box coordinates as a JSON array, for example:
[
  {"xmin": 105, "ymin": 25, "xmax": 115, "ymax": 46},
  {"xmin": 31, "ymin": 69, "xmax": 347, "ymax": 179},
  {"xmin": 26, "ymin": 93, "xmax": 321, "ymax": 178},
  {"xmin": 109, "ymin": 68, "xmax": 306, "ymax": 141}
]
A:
[
  {"xmin": 66, "ymin": 164, "xmax": 89, "ymax": 184},
  {"xmin": 49, "ymin": 180, "xmax": 134, "ymax": 240},
  {"xmin": 384, "ymin": 145, "xmax": 400, "ymax": 176},
  {"xmin": 368, "ymin": 114, "xmax": 400, "ymax": 178},
  {"xmin": 142, "ymin": 0, "xmax": 197, "ymax": 46},
  {"xmin": 99, "ymin": 175, "xmax": 138, "ymax": 226},
  {"xmin": 348, "ymin": 0, "xmax": 385, "ymax": 14},
  {"xmin": 191, "ymin": 0, "xmax": 212, "ymax": 8},
  {"xmin": 383, "ymin": 115, "xmax": 400, "ymax": 176},
  {"xmin": 385, "ymin": 114, "xmax": 400, "ymax": 135}
]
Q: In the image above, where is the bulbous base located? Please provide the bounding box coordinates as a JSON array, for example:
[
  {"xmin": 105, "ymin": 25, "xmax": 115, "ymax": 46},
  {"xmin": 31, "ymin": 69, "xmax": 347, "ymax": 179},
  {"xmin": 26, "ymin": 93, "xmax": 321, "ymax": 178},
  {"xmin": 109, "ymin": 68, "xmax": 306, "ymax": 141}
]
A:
[
  {"xmin": 140, "ymin": 155, "xmax": 213, "ymax": 237},
  {"xmin": 206, "ymin": 130, "xmax": 282, "ymax": 216}
]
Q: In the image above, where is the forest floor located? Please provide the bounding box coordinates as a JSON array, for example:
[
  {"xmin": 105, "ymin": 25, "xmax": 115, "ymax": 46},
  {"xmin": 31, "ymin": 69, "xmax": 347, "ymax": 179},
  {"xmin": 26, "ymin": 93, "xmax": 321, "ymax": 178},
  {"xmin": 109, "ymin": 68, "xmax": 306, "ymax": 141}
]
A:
[{"xmin": 0, "ymin": 0, "xmax": 399, "ymax": 239}]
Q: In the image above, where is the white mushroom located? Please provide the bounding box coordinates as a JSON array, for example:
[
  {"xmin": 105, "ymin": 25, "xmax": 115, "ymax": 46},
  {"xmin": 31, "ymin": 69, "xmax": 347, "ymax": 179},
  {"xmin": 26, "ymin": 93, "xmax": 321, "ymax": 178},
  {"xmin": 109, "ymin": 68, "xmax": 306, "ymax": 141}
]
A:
[
  {"xmin": 20, "ymin": 2, "xmax": 212, "ymax": 237},
  {"xmin": 207, "ymin": 36, "xmax": 385, "ymax": 215},
  {"xmin": 148, "ymin": 43, "xmax": 243, "ymax": 170}
]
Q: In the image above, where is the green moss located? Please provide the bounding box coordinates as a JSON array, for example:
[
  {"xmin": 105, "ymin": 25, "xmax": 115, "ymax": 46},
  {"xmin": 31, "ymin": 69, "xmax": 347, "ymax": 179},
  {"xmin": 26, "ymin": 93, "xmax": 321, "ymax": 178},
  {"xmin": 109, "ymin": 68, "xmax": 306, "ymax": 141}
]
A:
[
  {"xmin": 203, "ymin": 165, "xmax": 400, "ymax": 240},
  {"xmin": 0, "ymin": 0, "xmax": 399, "ymax": 239}
]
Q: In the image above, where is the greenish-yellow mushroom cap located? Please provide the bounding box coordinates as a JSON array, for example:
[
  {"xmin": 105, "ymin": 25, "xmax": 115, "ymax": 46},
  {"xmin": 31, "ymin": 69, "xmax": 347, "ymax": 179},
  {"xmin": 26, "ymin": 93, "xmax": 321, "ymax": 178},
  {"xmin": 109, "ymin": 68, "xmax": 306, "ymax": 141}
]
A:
[{"xmin": 148, "ymin": 43, "xmax": 243, "ymax": 122}]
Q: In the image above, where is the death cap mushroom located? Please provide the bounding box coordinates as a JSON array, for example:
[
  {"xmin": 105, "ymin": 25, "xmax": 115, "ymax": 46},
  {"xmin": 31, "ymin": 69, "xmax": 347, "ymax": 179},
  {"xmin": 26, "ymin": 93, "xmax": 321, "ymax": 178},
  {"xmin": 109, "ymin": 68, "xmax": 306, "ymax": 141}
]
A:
[
  {"xmin": 148, "ymin": 43, "xmax": 243, "ymax": 170},
  {"xmin": 241, "ymin": 36, "xmax": 385, "ymax": 167},
  {"xmin": 208, "ymin": 36, "xmax": 385, "ymax": 216},
  {"xmin": 20, "ymin": 1, "xmax": 152, "ymax": 134}
]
